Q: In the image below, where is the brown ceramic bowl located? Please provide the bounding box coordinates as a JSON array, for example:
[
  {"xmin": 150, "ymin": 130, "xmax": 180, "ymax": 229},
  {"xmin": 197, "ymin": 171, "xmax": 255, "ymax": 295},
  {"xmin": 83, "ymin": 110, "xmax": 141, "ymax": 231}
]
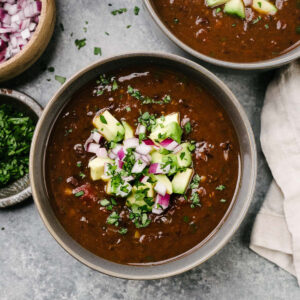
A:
[
  {"xmin": 0, "ymin": 0, "xmax": 56, "ymax": 82},
  {"xmin": 30, "ymin": 53, "xmax": 257, "ymax": 279},
  {"xmin": 143, "ymin": 0, "xmax": 300, "ymax": 70}
]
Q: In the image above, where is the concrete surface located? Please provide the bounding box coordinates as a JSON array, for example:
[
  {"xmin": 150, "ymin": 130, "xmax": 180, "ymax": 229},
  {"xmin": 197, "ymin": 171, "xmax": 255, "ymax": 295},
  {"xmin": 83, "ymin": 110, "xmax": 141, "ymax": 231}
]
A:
[{"xmin": 1, "ymin": 1, "xmax": 299, "ymax": 299}]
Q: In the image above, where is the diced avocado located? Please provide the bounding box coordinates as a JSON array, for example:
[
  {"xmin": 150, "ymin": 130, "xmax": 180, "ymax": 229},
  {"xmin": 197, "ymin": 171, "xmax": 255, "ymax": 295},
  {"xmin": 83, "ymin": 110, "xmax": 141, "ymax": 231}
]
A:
[
  {"xmin": 206, "ymin": 0, "xmax": 230, "ymax": 7},
  {"xmin": 252, "ymin": 0, "xmax": 277, "ymax": 15},
  {"xmin": 126, "ymin": 182, "xmax": 154, "ymax": 209},
  {"xmin": 122, "ymin": 121, "xmax": 134, "ymax": 140},
  {"xmin": 88, "ymin": 157, "xmax": 114, "ymax": 181},
  {"xmin": 176, "ymin": 143, "xmax": 192, "ymax": 168},
  {"xmin": 172, "ymin": 168, "xmax": 194, "ymax": 194},
  {"xmin": 154, "ymin": 175, "xmax": 173, "ymax": 194},
  {"xmin": 93, "ymin": 110, "xmax": 125, "ymax": 142},
  {"xmin": 156, "ymin": 112, "xmax": 180, "ymax": 127},
  {"xmin": 224, "ymin": 0, "xmax": 245, "ymax": 19},
  {"xmin": 150, "ymin": 122, "xmax": 183, "ymax": 144},
  {"xmin": 151, "ymin": 151, "xmax": 164, "ymax": 163}
]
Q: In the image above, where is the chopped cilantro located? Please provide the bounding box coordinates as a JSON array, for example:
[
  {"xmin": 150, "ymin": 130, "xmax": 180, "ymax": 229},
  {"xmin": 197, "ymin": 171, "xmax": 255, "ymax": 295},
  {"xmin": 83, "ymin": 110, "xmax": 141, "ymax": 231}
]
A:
[
  {"xmin": 215, "ymin": 7, "xmax": 221, "ymax": 13},
  {"xmin": 75, "ymin": 191, "xmax": 84, "ymax": 197},
  {"xmin": 134, "ymin": 6, "xmax": 140, "ymax": 15},
  {"xmin": 106, "ymin": 211, "xmax": 120, "ymax": 226},
  {"xmin": 216, "ymin": 185, "xmax": 226, "ymax": 191},
  {"xmin": 184, "ymin": 121, "xmax": 191, "ymax": 134},
  {"xmin": 100, "ymin": 115, "xmax": 107, "ymax": 124},
  {"xmin": 220, "ymin": 199, "xmax": 227, "ymax": 203},
  {"xmin": 75, "ymin": 38, "xmax": 86, "ymax": 50},
  {"xmin": 173, "ymin": 18, "xmax": 179, "ymax": 24},
  {"xmin": 94, "ymin": 47, "xmax": 102, "ymax": 56},
  {"xmin": 126, "ymin": 25, "xmax": 131, "ymax": 29},
  {"xmin": 252, "ymin": 16, "xmax": 261, "ymax": 24},
  {"xmin": 125, "ymin": 107, "xmax": 131, "ymax": 112},
  {"xmin": 100, "ymin": 199, "xmax": 110, "ymax": 206},
  {"xmin": 265, "ymin": 24, "xmax": 269, "ymax": 29},
  {"xmin": 190, "ymin": 174, "xmax": 201, "ymax": 189},
  {"xmin": 297, "ymin": 26, "xmax": 300, "ymax": 34},
  {"xmin": 112, "ymin": 80, "xmax": 118, "ymax": 91},
  {"xmin": 79, "ymin": 172, "xmax": 86, "ymax": 179},
  {"xmin": 55, "ymin": 75, "xmax": 66, "ymax": 85},
  {"xmin": 47, "ymin": 66, "xmax": 55, "ymax": 72},
  {"xmin": 111, "ymin": 8, "xmax": 127, "ymax": 15},
  {"xmin": 76, "ymin": 161, "xmax": 82, "ymax": 167},
  {"xmin": 119, "ymin": 228, "xmax": 128, "ymax": 234},
  {"xmin": 183, "ymin": 216, "xmax": 189, "ymax": 223},
  {"xmin": 190, "ymin": 193, "xmax": 201, "ymax": 208}
]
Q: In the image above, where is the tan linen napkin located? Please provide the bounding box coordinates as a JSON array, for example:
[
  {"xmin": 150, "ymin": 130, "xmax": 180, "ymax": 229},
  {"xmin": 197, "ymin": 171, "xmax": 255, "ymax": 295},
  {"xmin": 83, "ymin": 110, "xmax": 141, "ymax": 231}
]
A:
[{"xmin": 250, "ymin": 61, "xmax": 300, "ymax": 284}]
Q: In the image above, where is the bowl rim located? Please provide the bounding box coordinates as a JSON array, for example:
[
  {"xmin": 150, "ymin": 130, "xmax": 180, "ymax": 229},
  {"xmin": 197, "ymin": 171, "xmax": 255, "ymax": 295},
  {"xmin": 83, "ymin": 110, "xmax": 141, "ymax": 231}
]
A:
[
  {"xmin": 30, "ymin": 52, "xmax": 257, "ymax": 279},
  {"xmin": 0, "ymin": 0, "xmax": 54, "ymax": 71},
  {"xmin": 0, "ymin": 88, "xmax": 42, "ymax": 208},
  {"xmin": 143, "ymin": 0, "xmax": 300, "ymax": 71}
]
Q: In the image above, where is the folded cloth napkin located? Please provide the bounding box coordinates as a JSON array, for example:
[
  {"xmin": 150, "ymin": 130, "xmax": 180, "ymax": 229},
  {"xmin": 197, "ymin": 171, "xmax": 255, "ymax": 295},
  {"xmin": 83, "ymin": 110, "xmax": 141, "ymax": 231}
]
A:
[{"xmin": 250, "ymin": 60, "xmax": 300, "ymax": 284}]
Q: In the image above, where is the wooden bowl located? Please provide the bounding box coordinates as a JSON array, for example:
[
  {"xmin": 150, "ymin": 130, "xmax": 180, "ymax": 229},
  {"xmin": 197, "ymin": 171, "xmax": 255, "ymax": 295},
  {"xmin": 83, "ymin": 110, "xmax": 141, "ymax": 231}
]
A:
[{"xmin": 0, "ymin": 0, "xmax": 56, "ymax": 82}]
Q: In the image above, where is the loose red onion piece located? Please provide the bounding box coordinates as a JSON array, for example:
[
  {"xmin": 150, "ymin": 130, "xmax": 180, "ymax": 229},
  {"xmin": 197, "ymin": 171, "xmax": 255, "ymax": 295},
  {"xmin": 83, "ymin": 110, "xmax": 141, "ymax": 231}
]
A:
[
  {"xmin": 140, "ymin": 154, "xmax": 151, "ymax": 165},
  {"xmin": 86, "ymin": 143, "xmax": 100, "ymax": 154},
  {"xmin": 117, "ymin": 147, "xmax": 125, "ymax": 160},
  {"xmin": 122, "ymin": 175, "xmax": 134, "ymax": 181},
  {"xmin": 108, "ymin": 150, "xmax": 117, "ymax": 160},
  {"xmin": 172, "ymin": 145, "xmax": 183, "ymax": 154},
  {"xmin": 117, "ymin": 159, "xmax": 124, "ymax": 169},
  {"xmin": 123, "ymin": 137, "xmax": 139, "ymax": 149},
  {"xmin": 91, "ymin": 131, "xmax": 103, "ymax": 144},
  {"xmin": 111, "ymin": 144, "xmax": 122, "ymax": 155},
  {"xmin": 136, "ymin": 143, "xmax": 152, "ymax": 155},
  {"xmin": 95, "ymin": 147, "xmax": 107, "ymax": 158},
  {"xmin": 149, "ymin": 163, "xmax": 170, "ymax": 174},
  {"xmin": 140, "ymin": 175, "xmax": 149, "ymax": 184},
  {"xmin": 152, "ymin": 194, "xmax": 170, "ymax": 214},
  {"xmin": 149, "ymin": 163, "xmax": 159, "ymax": 174},
  {"xmin": 135, "ymin": 124, "xmax": 146, "ymax": 135},
  {"xmin": 160, "ymin": 138, "xmax": 179, "ymax": 151},
  {"xmin": 143, "ymin": 139, "xmax": 155, "ymax": 146},
  {"xmin": 131, "ymin": 160, "xmax": 147, "ymax": 173},
  {"xmin": 154, "ymin": 181, "xmax": 167, "ymax": 196},
  {"xmin": 133, "ymin": 151, "xmax": 141, "ymax": 160}
]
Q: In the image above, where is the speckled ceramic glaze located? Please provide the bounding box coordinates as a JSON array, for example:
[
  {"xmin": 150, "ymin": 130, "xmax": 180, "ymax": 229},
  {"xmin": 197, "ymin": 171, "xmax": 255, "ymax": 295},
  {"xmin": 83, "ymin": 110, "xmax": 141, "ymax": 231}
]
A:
[
  {"xmin": 143, "ymin": 0, "xmax": 300, "ymax": 70},
  {"xmin": 30, "ymin": 53, "xmax": 257, "ymax": 279},
  {"xmin": 0, "ymin": 89, "xmax": 42, "ymax": 208}
]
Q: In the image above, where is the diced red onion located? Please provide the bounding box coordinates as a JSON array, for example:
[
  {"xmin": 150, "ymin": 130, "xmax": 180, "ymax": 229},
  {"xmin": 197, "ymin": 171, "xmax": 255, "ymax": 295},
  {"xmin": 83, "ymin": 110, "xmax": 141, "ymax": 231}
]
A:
[
  {"xmin": 149, "ymin": 163, "xmax": 170, "ymax": 174},
  {"xmin": 135, "ymin": 124, "xmax": 146, "ymax": 135},
  {"xmin": 131, "ymin": 160, "xmax": 147, "ymax": 173},
  {"xmin": 154, "ymin": 181, "xmax": 167, "ymax": 196},
  {"xmin": 172, "ymin": 145, "xmax": 183, "ymax": 154},
  {"xmin": 108, "ymin": 151, "xmax": 117, "ymax": 160},
  {"xmin": 117, "ymin": 147, "xmax": 125, "ymax": 160},
  {"xmin": 123, "ymin": 137, "xmax": 139, "ymax": 149},
  {"xmin": 122, "ymin": 175, "xmax": 134, "ymax": 181},
  {"xmin": 91, "ymin": 131, "xmax": 103, "ymax": 144},
  {"xmin": 160, "ymin": 138, "xmax": 179, "ymax": 151},
  {"xmin": 143, "ymin": 139, "xmax": 155, "ymax": 146},
  {"xmin": 117, "ymin": 159, "xmax": 124, "ymax": 169},
  {"xmin": 140, "ymin": 154, "xmax": 151, "ymax": 165},
  {"xmin": 140, "ymin": 175, "xmax": 149, "ymax": 184},
  {"xmin": 95, "ymin": 147, "xmax": 107, "ymax": 158},
  {"xmin": 0, "ymin": 0, "xmax": 42, "ymax": 63},
  {"xmin": 152, "ymin": 194, "xmax": 170, "ymax": 214},
  {"xmin": 86, "ymin": 143, "xmax": 100, "ymax": 154},
  {"xmin": 136, "ymin": 143, "xmax": 152, "ymax": 155},
  {"xmin": 111, "ymin": 144, "xmax": 122, "ymax": 155}
]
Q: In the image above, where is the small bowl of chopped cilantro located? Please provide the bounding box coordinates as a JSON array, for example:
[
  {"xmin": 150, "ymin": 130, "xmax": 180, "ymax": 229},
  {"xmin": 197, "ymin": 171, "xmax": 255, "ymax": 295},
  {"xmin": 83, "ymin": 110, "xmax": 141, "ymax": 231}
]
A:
[{"xmin": 0, "ymin": 89, "xmax": 42, "ymax": 207}]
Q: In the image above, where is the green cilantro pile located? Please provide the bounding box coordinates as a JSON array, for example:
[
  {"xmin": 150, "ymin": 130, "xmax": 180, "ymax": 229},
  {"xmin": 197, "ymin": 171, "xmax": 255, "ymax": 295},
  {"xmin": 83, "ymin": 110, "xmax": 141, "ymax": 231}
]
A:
[{"xmin": 0, "ymin": 104, "xmax": 36, "ymax": 188}]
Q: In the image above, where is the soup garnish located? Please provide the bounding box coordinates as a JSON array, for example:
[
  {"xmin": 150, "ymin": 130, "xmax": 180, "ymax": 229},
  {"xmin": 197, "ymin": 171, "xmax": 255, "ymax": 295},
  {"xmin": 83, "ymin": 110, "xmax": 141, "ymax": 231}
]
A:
[{"xmin": 46, "ymin": 65, "xmax": 240, "ymax": 264}]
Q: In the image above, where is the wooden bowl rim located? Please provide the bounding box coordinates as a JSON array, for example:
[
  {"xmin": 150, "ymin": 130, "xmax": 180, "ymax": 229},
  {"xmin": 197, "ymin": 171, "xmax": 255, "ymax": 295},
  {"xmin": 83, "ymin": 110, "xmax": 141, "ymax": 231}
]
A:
[{"xmin": 0, "ymin": 0, "xmax": 53, "ymax": 70}]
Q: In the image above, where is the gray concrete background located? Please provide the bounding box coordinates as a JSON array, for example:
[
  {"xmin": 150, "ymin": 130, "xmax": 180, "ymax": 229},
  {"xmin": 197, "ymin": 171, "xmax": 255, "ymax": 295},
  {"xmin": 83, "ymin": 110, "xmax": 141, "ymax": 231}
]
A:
[{"xmin": 1, "ymin": 1, "xmax": 299, "ymax": 299}]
